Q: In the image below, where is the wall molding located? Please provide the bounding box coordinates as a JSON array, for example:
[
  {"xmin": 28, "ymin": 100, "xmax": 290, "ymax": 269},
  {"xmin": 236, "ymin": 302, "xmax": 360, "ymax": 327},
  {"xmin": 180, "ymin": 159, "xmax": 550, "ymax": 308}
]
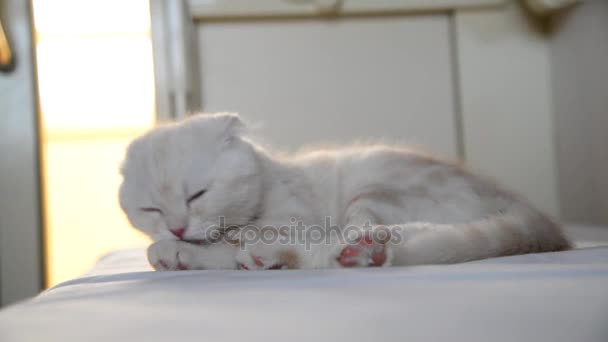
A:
[{"xmin": 188, "ymin": 0, "xmax": 507, "ymax": 19}]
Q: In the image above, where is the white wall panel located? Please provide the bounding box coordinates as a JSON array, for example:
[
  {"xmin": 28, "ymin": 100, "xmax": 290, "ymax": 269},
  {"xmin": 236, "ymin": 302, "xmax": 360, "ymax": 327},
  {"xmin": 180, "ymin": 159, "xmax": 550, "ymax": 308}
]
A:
[
  {"xmin": 197, "ymin": 16, "xmax": 458, "ymax": 157},
  {"xmin": 455, "ymin": 2, "xmax": 559, "ymax": 216},
  {"xmin": 551, "ymin": 0, "xmax": 608, "ymax": 225}
]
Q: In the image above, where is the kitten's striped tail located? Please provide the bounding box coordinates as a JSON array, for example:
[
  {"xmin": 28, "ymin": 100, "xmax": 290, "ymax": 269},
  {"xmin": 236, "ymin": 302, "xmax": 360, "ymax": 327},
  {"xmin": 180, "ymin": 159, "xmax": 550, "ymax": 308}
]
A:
[{"xmin": 389, "ymin": 205, "xmax": 571, "ymax": 266}]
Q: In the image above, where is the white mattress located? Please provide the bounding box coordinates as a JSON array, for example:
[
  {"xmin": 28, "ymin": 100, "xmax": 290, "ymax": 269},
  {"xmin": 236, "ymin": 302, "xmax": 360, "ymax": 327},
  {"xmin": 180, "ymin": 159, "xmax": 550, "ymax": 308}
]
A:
[{"xmin": 1, "ymin": 224, "xmax": 608, "ymax": 342}]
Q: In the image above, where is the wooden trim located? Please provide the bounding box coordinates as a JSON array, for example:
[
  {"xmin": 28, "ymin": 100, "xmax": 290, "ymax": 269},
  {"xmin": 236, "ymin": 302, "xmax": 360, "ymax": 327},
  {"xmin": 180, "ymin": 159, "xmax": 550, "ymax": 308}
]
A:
[
  {"xmin": 524, "ymin": 0, "xmax": 582, "ymax": 15},
  {"xmin": 188, "ymin": 0, "xmax": 507, "ymax": 19},
  {"xmin": 0, "ymin": 18, "xmax": 13, "ymax": 70},
  {"xmin": 343, "ymin": 0, "xmax": 506, "ymax": 14}
]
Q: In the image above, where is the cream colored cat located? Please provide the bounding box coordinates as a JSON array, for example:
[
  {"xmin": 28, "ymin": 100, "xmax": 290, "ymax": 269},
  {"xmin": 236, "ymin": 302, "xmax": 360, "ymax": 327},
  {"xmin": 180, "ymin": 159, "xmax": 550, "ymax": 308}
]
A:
[{"xmin": 119, "ymin": 113, "xmax": 570, "ymax": 271}]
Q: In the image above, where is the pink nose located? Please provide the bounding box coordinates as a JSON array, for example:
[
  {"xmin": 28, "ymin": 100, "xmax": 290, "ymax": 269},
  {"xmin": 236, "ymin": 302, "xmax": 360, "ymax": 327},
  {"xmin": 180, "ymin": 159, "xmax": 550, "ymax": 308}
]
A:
[{"xmin": 170, "ymin": 228, "xmax": 186, "ymax": 239}]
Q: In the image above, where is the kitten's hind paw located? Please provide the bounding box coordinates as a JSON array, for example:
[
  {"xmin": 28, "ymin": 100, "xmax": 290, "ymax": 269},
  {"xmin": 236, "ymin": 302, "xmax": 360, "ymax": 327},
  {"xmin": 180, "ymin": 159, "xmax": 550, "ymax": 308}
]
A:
[{"xmin": 336, "ymin": 234, "xmax": 392, "ymax": 268}]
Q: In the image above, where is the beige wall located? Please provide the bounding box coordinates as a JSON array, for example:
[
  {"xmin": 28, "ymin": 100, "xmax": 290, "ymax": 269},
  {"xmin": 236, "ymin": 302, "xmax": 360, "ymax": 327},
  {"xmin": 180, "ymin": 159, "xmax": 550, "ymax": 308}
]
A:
[{"xmin": 551, "ymin": 0, "xmax": 608, "ymax": 225}]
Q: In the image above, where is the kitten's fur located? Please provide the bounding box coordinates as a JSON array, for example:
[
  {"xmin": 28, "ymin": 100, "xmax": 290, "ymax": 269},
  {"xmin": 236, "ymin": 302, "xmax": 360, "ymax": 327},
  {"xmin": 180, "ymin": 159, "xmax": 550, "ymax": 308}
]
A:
[{"xmin": 119, "ymin": 113, "xmax": 570, "ymax": 271}]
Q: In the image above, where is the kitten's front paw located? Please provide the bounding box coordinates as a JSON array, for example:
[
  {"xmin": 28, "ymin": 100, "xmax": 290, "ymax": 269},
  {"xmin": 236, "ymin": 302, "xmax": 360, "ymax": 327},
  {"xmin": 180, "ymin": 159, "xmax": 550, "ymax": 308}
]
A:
[
  {"xmin": 236, "ymin": 254, "xmax": 285, "ymax": 270},
  {"xmin": 147, "ymin": 240, "xmax": 192, "ymax": 271},
  {"xmin": 235, "ymin": 246, "xmax": 300, "ymax": 270},
  {"xmin": 335, "ymin": 233, "xmax": 392, "ymax": 268}
]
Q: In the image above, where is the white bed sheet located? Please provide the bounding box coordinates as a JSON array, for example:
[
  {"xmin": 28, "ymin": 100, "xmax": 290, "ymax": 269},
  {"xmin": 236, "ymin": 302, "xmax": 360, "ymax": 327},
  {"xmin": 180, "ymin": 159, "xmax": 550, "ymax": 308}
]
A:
[{"xmin": 1, "ymin": 224, "xmax": 608, "ymax": 342}]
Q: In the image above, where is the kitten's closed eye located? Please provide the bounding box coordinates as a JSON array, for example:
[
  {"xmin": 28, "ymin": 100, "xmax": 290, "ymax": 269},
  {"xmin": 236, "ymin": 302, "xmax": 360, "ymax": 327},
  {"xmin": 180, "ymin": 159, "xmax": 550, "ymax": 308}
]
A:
[
  {"xmin": 187, "ymin": 189, "xmax": 207, "ymax": 204},
  {"xmin": 141, "ymin": 207, "xmax": 162, "ymax": 213}
]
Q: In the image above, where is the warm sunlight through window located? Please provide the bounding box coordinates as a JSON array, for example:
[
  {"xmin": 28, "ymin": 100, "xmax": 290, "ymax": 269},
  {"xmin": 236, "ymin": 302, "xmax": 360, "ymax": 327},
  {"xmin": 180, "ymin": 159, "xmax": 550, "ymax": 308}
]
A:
[{"xmin": 33, "ymin": 0, "xmax": 153, "ymax": 287}]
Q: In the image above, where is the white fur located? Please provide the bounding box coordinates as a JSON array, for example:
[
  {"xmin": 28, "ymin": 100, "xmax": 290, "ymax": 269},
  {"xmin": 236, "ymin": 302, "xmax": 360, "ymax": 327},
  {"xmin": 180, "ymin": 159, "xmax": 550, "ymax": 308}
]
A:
[{"xmin": 119, "ymin": 113, "xmax": 570, "ymax": 271}]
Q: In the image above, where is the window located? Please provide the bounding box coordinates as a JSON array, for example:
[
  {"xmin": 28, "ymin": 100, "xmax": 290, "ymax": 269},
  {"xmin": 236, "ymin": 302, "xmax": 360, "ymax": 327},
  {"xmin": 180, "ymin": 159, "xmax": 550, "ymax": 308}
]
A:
[{"xmin": 33, "ymin": 0, "xmax": 154, "ymax": 287}]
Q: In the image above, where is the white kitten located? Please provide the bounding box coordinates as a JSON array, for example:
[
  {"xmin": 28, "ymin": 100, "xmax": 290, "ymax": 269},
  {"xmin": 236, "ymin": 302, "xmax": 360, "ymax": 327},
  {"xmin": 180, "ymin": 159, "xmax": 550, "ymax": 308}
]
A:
[{"xmin": 119, "ymin": 113, "xmax": 570, "ymax": 271}]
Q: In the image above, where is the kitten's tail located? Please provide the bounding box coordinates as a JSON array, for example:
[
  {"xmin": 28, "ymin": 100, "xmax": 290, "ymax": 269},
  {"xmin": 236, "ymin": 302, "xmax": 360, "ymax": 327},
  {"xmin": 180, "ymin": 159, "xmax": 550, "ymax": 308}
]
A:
[{"xmin": 390, "ymin": 204, "xmax": 571, "ymax": 266}]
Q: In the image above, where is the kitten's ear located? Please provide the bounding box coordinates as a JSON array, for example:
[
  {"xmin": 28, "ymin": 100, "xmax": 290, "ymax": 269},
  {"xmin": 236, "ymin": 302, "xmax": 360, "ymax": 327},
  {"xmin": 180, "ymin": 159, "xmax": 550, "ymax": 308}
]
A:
[{"xmin": 213, "ymin": 112, "xmax": 246, "ymax": 144}]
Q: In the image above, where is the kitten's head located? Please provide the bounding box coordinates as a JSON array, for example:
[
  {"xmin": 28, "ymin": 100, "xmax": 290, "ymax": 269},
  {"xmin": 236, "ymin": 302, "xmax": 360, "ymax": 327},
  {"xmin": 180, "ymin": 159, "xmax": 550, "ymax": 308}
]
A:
[{"xmin": 119, "ymin": 113, "xmax": 262, "ymax": 241}]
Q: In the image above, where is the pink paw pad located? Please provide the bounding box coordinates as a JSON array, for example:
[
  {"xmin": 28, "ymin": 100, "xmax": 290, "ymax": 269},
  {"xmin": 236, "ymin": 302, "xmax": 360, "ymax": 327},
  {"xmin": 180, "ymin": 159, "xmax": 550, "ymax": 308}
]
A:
[
  {"xmin": 238, "ymin": 255, "xmax": 285, "ymax": 270},
  {"xmin": 176, "ymin": 262, "xmax": 190, "ymax": 270},
  {"xmin": 158, "ymin": 260, "xmax": 170, "ymax": 269},
  {"xmin": 156, "ymin": 260, "xmax": 190, "ymax": 271},
  {"xmin": 337, "ymin": 235, "xmax": 388, "ymax": 268}
]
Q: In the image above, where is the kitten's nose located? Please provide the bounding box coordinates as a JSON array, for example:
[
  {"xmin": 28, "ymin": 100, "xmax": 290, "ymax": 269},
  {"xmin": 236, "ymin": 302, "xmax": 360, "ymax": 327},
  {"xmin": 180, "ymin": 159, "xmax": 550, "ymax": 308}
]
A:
[{"xmin": 170, "ymin": 228, "xmax": 186, "ymax": 239}]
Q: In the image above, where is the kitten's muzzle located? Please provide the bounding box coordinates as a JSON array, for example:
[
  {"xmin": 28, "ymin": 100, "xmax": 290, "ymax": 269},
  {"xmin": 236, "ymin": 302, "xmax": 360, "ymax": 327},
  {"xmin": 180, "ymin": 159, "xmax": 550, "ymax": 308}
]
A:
[{"xmin": 170, "ymin": 228, "xmax": 186, "ymax": 239}]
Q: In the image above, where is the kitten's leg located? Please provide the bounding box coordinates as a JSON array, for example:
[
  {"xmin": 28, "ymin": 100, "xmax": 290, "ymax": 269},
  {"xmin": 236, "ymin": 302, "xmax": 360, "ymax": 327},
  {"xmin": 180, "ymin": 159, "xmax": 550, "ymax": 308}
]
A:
[
  {"xmin": 148, "ymin": 240, "xmax": 238, "ymax": 271},
  {"xmin": 334, "ymin": 231, "xmax": 392, "ymax": 267},
  {"xmin": 233, "ymin": 213, "xmax": 394, "ymax": 270},
  {"xmin": 237, "ymin": 208, "xmax": 393, "ymax": 270},
  {"xmin": 382, "ymin": 208, "xmax": 570, "ymax": 266},
  {"xmin": 235, "ymin": 239, "xmax": 303, "ymax": 270},
  {"xmin": 240, "ymin": 208, "xmax": 395, "ymax": 269},
  {"xmin": 331, "ymin": 207, "xmax": 393, "ymax": 268},
  {"xmin": 235, "ymin": 229, "xmax": 392, "ymax": 270},
  {"xmin": 335, "ymin": 212, "xmax": 569, "ymax": 267}
]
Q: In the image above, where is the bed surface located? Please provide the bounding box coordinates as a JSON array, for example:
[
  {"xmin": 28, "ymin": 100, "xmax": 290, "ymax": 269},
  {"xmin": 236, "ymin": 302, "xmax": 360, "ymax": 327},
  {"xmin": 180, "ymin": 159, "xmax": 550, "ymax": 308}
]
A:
[{"xmin": 1, "ymin": 224, "xmax": 608, "ymax": 342}]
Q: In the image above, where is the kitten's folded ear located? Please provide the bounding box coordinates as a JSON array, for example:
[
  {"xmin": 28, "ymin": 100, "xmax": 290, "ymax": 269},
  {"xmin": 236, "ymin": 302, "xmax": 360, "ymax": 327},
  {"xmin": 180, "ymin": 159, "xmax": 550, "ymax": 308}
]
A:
[
  {"xmin": 187, "ymin": 112, "xmax": 247, "ymax": 144},
  {"xmin": 211, "ymin": 112, "xmax": 247, "ymax": 144},
  {"xmin": 215, "ymin": 112, "xmax": 244, "ymax": 130}
]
